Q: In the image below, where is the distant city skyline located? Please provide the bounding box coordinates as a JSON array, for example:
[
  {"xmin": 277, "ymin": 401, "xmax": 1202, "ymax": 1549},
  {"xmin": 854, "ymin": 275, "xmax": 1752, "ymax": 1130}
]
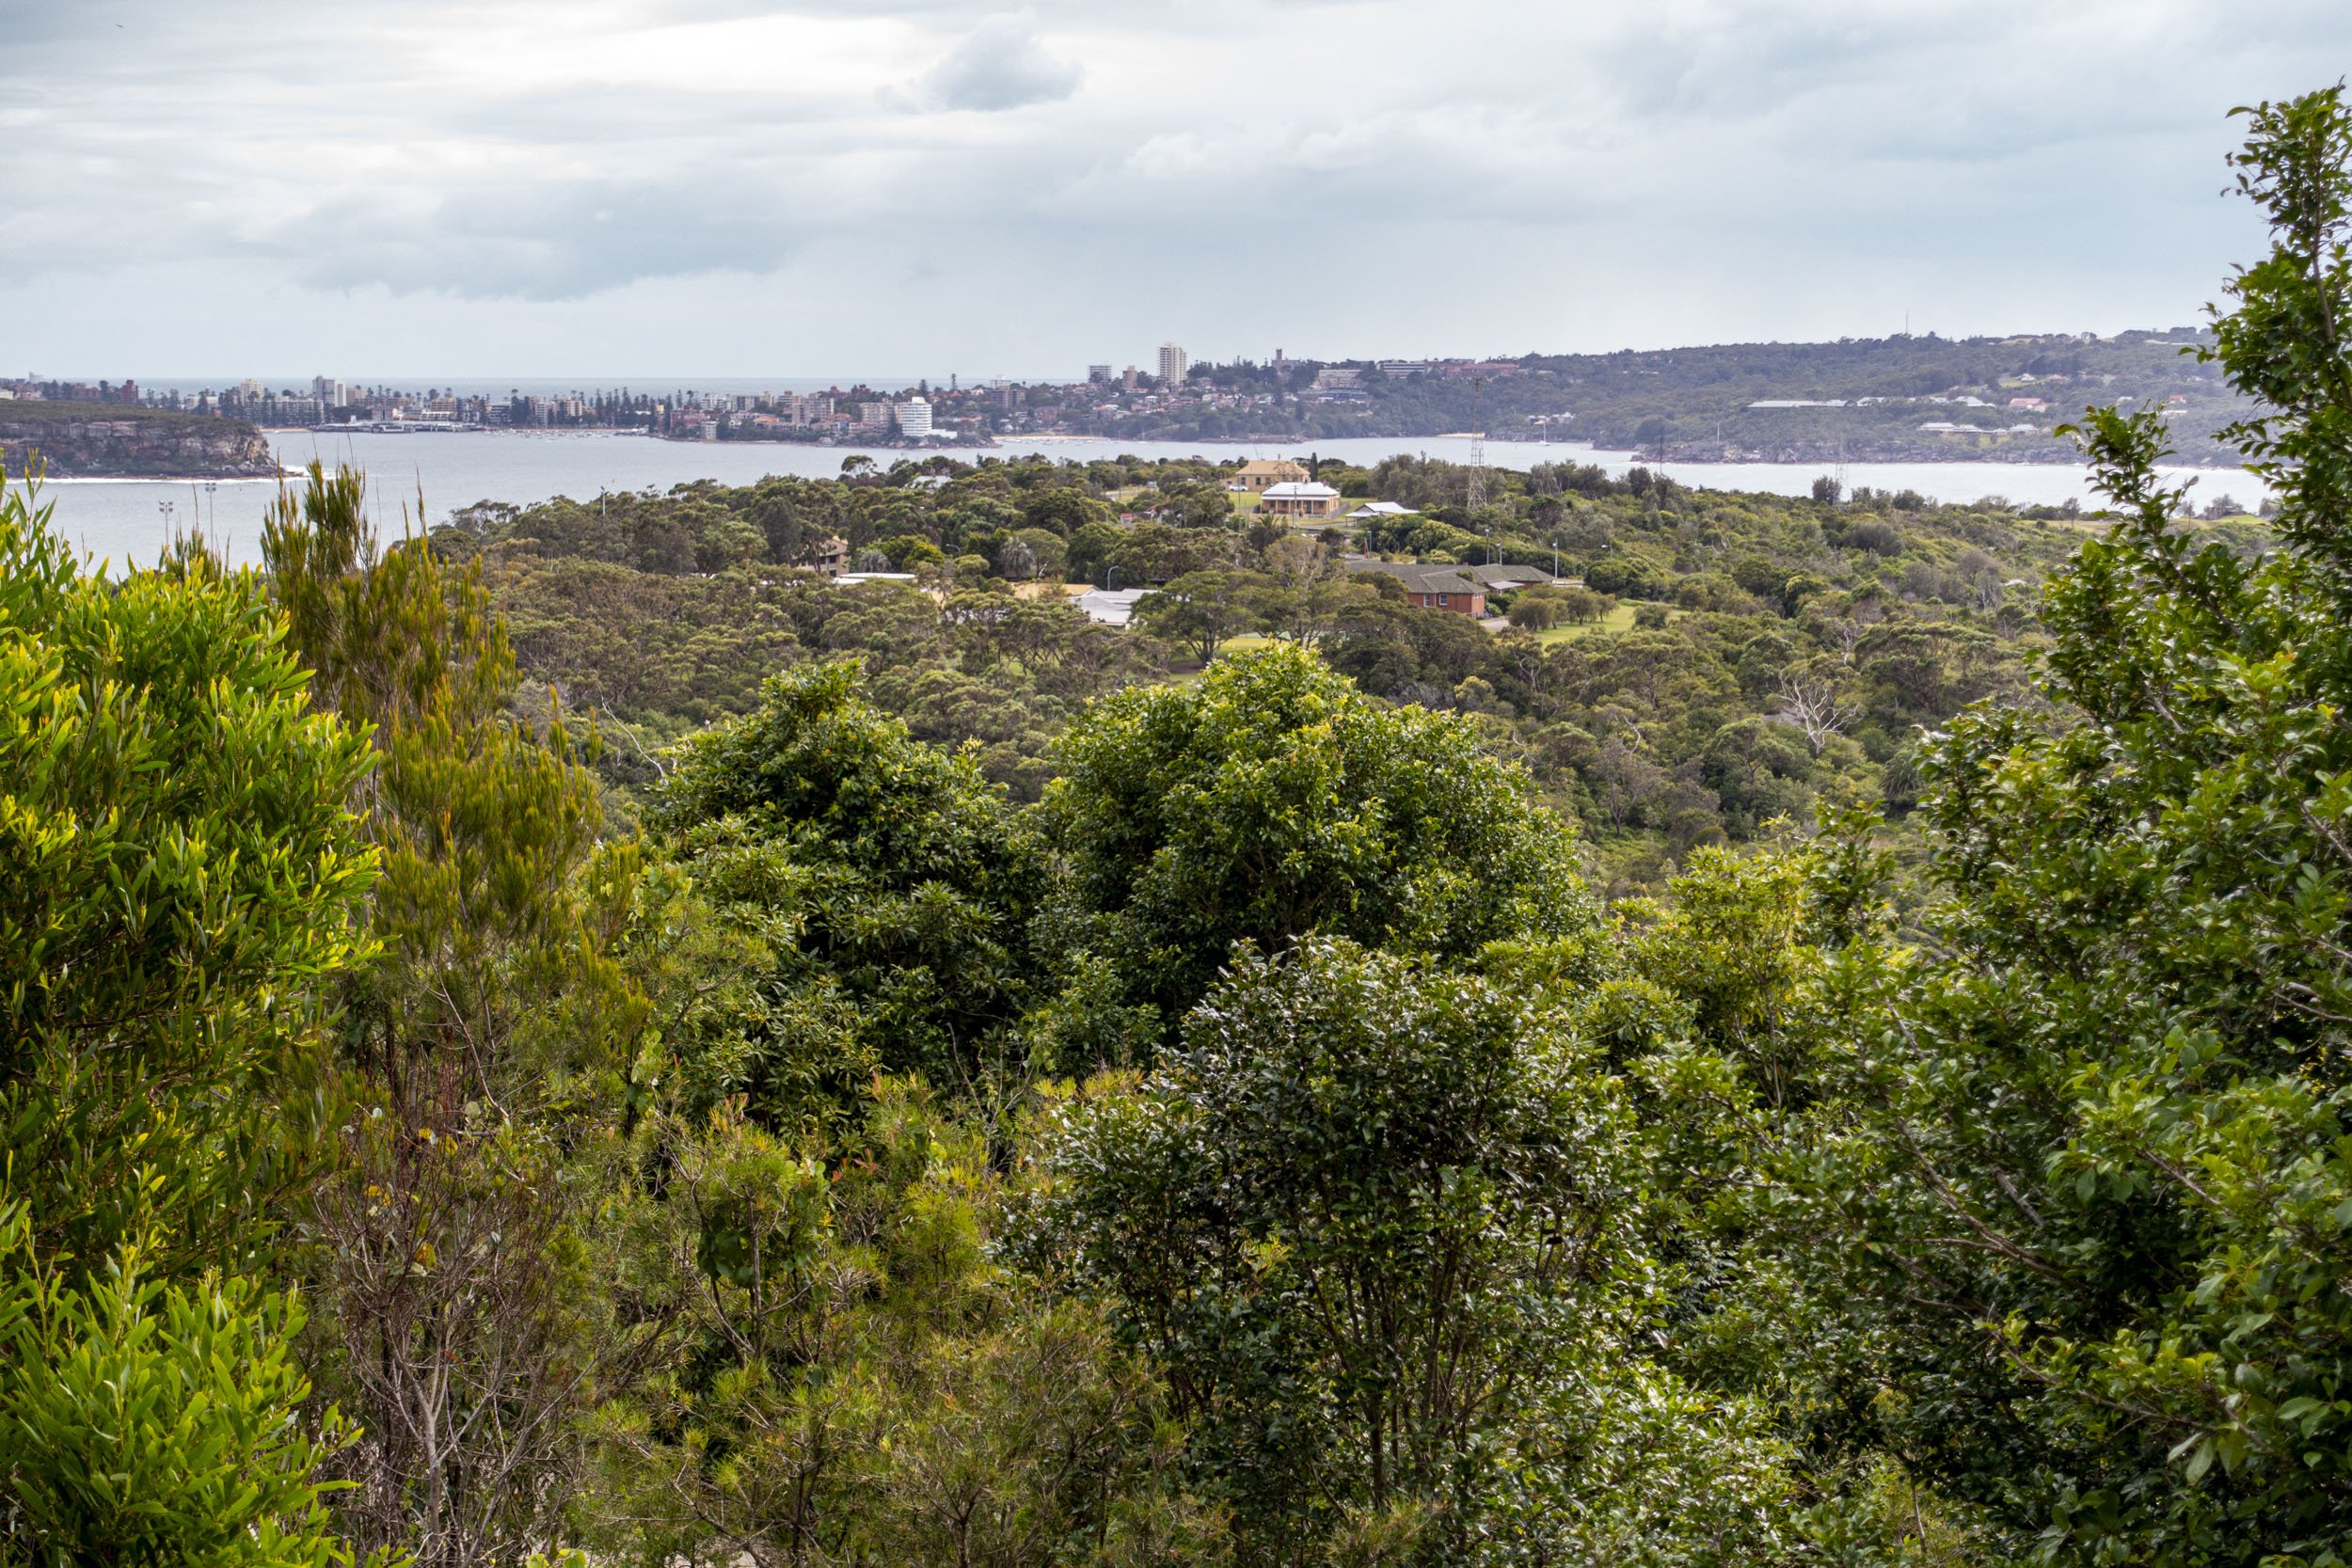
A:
[{"xmin": 5, "ymin": 2, "xmax": 2344, "ymax": 377}]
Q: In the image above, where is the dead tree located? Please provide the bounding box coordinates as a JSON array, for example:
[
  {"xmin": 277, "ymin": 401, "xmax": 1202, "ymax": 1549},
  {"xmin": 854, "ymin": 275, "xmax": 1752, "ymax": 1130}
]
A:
[{"xmin": 1775, "ymin": 671, "xmax": 1851, "ymax": 758}]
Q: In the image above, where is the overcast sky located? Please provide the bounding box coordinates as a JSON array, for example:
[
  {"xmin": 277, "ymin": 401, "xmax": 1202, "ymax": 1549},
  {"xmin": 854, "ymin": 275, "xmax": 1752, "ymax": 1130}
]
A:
[{"xmin": 5, "ymin": 0, "xmax": 2344, "ymax": 383}]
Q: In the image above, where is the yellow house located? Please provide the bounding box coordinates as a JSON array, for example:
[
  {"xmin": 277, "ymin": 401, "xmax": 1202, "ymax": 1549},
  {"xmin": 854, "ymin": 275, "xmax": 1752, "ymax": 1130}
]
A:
[{"xmin": 1232, "ymin": 458, "xmax": 1311, "ymax": 492}]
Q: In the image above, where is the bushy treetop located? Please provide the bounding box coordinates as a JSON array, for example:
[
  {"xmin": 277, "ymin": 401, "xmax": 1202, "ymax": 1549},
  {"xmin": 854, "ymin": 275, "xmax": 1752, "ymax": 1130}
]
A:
[{"xmin": 1045, "ymin": 643, "xmax": 1592, "ymax": 1028}]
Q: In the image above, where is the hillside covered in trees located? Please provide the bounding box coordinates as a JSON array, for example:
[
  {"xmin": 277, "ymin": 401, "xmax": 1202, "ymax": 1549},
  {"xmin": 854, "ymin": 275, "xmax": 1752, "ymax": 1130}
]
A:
[
  {"xmin": 450, "ymin": 430, "xmax": 2107, "ymax": 888},
  {"xmin": 1074, "ymin": 329, "xmax": 2247, "ymax": 466},
  {"xmin": 2, "ymin": 87, "xmax": 2349, "ymax": 1568}
]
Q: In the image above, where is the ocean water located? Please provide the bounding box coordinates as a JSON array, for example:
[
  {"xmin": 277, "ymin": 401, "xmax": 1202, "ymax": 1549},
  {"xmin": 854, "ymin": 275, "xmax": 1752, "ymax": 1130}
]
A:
[{"xmin": 33, "ymin": 428, "xmax": 2268, "ymax": 570}]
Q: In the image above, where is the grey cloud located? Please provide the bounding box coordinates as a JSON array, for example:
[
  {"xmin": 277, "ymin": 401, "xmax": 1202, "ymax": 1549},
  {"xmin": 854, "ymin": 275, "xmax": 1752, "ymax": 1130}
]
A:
[
  {"xmin": 444, "ymin": 83, "xmax": 857, "ymax": 143},
  {"xmin": 280, "ymin": 178, "xmax": 808, "ymax": 301},
  {"xmin": 1063, "ymin": 104, "xmax": 1634, "ymax": 231},
  {"xmin": 901, "ymin": 12, "xmax": 1082, "ymax": 111}
]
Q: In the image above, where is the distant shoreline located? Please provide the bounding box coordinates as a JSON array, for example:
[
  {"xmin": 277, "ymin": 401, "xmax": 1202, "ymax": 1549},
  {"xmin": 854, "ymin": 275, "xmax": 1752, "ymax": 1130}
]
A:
[
  {"xmin": 682, "ymin": 427, "xmax": 2249, "ymax": 468},
  {"xmin": 40, "ymin": 471, "xmax": 289, "ymax": 485},
  {"xmin": 36, "ymin": 425, "xmax": 2256, "ymax": 482},
  {"xmin": 40, "ymin": 429, "xmax": 2266, "ymax": 567}
]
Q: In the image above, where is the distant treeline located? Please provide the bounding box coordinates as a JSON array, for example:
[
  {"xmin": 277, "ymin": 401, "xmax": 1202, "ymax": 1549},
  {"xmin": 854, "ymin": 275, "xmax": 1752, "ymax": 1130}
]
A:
[{"xmin": 1098, "ymin": 330, "xmax": 2246, "ymax": 462}]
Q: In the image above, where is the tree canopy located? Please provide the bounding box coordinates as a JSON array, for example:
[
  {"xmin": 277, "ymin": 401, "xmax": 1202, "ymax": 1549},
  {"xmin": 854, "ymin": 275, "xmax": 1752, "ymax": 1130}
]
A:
[
  {"xmin": 1740, "ymin": 85, "xmax": 2352, "ymax": 1568},
  {"xmin": 1045, "ymin": 643, "xmax": 1592, "ymax": 1033},
  {"xmin": 0, "ymin": 480, "xmax": 380, "ymax": 1565}
]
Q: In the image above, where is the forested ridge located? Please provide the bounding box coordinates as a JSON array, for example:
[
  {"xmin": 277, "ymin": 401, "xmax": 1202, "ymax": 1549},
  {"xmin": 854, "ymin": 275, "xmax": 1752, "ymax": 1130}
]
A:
[
  {"xmin": 2, "ymin": 89, "xmax": 2350, "ymax": 1568},
  {"xmin": 1072, "ymin": 330, "xmax": 2247, "ymax": 467}
]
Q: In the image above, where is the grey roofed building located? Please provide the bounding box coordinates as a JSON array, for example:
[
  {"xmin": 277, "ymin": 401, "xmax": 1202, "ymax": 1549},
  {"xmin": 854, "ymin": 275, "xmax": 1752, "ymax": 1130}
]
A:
[
  {"xmin": 1341, "ymin": 559, "xmax": 1491, "ymax": 615},
  {"xmin": 1351, "ymin": 562, "xmax": 1482, "ymax": 595},
  {"xmin": 1454, "ymin": 562, "xmax": 1563, "ymax": 590},
  {"xmin": 1343, "ymin": 558, "xmax": 1561, "ymax": 593},
  {"xmin": 1344, "ymin": 499, "xmax": 1419, "ymax": 518}
]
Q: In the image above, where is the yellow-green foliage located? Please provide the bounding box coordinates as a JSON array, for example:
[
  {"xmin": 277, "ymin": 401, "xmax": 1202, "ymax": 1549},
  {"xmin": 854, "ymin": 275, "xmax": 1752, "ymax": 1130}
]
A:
[{"xmin": 0, "ymin": 475, "xmax": 381, "ymax": 1564}]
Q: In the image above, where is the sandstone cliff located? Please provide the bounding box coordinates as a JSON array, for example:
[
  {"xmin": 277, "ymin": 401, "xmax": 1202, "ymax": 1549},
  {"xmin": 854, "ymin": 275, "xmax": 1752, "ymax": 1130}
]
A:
[{"xmin": 0, "ymin": 402, "xmax": 278, "ymax": 478}]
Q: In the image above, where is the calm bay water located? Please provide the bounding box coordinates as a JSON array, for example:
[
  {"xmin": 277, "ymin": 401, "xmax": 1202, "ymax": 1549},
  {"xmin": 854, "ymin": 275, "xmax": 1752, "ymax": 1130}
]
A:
[{"xmin": 36, "ymin": 428, "xmax": 2268, "ymax": 569}]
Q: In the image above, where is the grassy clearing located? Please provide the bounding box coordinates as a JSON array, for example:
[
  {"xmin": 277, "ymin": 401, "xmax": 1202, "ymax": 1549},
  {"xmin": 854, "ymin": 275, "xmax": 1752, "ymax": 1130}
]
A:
[
  {"xmin": 1012, "ymin": 580, "xmax": 1094, "ymax": 601},
  {"xmin": 1524, "ymin": 603, "xmax": 1663, "ymax": 641}
]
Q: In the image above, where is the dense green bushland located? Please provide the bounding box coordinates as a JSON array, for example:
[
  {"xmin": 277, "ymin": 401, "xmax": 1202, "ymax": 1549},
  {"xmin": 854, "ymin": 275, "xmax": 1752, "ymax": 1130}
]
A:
[
  {"xmin": 452, "ymin": 416, "xmax": 2095, "ymax": 886},
  {"xmin": 2, "ymin": 87, "xmax": 2347, "ymax": 1568},
  {"xmin": 0, "ymin": 467, "xmax": 383, "ymax": 1564}
]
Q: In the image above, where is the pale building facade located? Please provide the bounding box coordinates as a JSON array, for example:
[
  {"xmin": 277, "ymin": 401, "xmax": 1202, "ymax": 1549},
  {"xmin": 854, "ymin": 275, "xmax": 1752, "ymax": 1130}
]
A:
[
  {"xmin": 1259, "ymin": 481, "xmax": 1344, "ymax": 518},
  {"xmin": 1233, "ymin": 458, "xmax": 1310, "ymax": 492}
]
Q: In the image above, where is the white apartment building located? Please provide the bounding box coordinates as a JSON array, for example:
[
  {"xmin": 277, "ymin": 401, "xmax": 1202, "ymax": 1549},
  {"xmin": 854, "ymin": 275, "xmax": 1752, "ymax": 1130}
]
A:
[
  {"xmin": 1158, "ymin": 342, "xmax": 1188, "ymax": 382},
  {"xmin": 895, "ymin": 396, "xmax": 932, "ymax": 437}
]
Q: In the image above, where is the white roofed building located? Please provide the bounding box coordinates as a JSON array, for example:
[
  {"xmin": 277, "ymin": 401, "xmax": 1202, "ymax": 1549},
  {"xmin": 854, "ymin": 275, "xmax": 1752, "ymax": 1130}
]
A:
[{"xmin": 1259, "ymin": 481, "xmax": 1344, "ymax": 518}]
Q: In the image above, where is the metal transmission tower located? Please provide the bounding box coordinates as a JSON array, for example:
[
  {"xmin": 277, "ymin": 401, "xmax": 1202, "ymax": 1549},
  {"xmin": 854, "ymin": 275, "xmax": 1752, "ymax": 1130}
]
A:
[{"xmin": 1466, "ymin": 374, "xmax": 1487, "ymax": 510}]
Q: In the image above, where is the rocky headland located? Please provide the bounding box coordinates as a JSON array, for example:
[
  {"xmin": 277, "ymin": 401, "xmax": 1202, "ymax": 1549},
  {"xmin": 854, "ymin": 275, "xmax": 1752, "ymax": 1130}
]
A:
[{"xmin": 0, "ymin": 402, "xmax": 278, "ymax": 479}]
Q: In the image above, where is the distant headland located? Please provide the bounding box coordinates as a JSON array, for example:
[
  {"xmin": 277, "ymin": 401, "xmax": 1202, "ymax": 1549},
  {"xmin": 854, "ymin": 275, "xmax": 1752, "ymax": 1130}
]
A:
[{"xmin": 0, "ymin": 400, "xmax": 276, "ymax": 480}]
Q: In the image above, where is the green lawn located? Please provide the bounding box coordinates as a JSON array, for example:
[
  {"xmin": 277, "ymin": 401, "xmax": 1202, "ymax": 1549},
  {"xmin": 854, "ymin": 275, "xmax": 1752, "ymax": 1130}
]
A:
[
  {"xmin": 1208, "ymin": 612, "xmax": 1653, "ymax": 661},
  {"xmin": 1172, "ymin": 613, "xmax": 1655, "ymax": 670},
  {"xmin": 1107, "ymin": 483, "xmax": 1266, "ymax": 515},
  {"xmin": 1524, "ymin": 603, "xmax": 1662, "ymax": 641}
]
